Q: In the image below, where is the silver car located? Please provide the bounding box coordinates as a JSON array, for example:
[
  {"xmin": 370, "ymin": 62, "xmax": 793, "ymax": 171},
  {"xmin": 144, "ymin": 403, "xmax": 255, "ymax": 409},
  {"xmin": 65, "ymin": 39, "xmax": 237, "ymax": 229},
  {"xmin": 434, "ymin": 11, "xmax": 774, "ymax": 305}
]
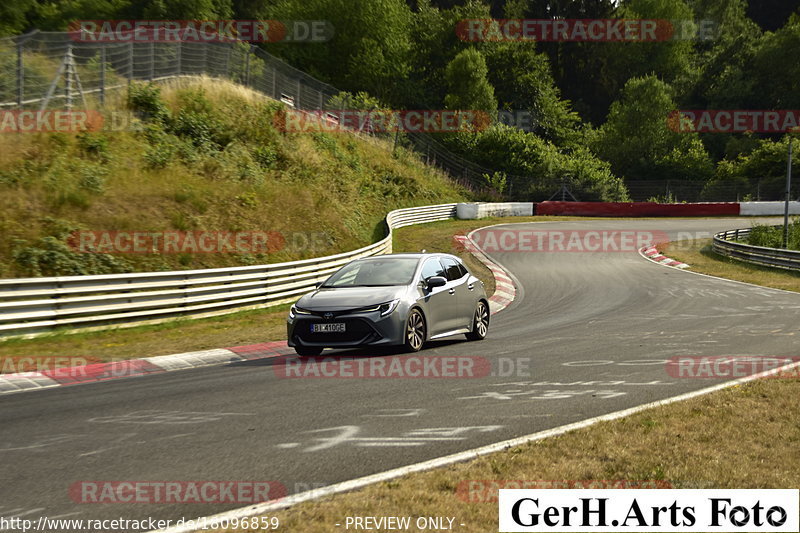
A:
[{"xmin": 286, "ymin": 253, "xmax": 489, "ymax": 356}]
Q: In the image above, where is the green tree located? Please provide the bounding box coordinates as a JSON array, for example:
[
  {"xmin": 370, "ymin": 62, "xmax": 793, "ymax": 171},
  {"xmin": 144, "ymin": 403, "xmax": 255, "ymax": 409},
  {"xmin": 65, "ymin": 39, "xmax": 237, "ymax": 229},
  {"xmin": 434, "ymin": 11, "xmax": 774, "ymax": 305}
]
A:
[
  {"xmin": 263, "ymin": 0, "xmax": 413, "ymax": 104},
  {"xmin": 0, "ymin": 0, "xmax": 34, "ymax": 35},
  {"xmin": 140, "ymin": 0, "xmax": 233, "ymax": 19},
  {"xmin": 483, "ymin": 40, "xmax": 582, "ymax": 147},
  {"xmin": 747, "ymin": 18, "xmax": 800, "ymax": 109},
  {"xmin": 703, "ymin": 135, "xmax": 800, "ymax": 200},
  {"xmin": 29, "ymin": 0, "xmax": 131, "ymax": 31},
  {"xmin": 594, "ymin": 75, "xmax": 712, "ymax": 182},
  {"xmin": 443, "ymin": 48, "xmax": 497, "ymax": 114},
  {"xmin": 599, "ymin": 0, "xmax": 699, "ymax": 105},
  {"xmin": 405, "ymin": 0, "xmax": 491, "ymax": 107}
]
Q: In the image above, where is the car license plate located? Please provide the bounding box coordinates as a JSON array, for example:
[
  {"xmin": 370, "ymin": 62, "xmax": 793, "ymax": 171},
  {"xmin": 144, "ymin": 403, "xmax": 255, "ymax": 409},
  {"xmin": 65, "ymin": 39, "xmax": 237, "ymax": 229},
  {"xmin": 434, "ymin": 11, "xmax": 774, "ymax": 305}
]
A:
[{"xmin": 312, "ymin": 323, "xmax": 346, "ymax": 333}]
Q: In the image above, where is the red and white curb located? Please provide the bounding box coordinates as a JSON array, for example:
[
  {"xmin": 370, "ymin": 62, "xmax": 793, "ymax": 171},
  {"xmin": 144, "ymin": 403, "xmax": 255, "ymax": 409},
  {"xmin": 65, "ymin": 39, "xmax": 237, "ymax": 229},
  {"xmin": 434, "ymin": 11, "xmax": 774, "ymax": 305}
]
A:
[
  {"xmin": 640, "ymin": 246, "xmax": 690, "ymax": 269},
  {"xmin": 0, "ymin": 341, "xmax": 294, "ymax": 396},
  {"xmin": 453, "ymin": 234, "xmax": 517, "ymax": 314}
]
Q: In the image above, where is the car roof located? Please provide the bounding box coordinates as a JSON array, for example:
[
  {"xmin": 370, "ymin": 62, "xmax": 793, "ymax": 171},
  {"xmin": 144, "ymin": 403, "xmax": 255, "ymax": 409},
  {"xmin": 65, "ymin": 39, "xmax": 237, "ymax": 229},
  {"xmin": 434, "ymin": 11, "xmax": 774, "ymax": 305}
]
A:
[{"xmin": 356, "ymin": 253, "xmax": 455, "ymax": 260}]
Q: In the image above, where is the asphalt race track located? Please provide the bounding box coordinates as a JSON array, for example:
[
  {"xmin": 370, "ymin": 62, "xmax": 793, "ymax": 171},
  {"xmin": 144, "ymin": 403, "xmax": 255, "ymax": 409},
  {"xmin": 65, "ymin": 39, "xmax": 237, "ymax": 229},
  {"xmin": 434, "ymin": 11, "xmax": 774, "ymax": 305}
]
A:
[{"xmin": 1, "ymin": 217, "xmax": 798, "ymax": 528}]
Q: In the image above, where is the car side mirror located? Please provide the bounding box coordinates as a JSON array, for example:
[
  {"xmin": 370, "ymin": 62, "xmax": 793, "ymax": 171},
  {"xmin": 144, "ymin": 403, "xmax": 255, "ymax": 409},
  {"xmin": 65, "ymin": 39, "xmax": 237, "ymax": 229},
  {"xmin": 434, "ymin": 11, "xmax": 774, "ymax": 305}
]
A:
[
  {"xmin": 315, "ymin": 281, "xmax": 323, "ymax": 289},
  {"xmin": 426, "ymin": 276, "xmax": 447, "ymax": 288}
]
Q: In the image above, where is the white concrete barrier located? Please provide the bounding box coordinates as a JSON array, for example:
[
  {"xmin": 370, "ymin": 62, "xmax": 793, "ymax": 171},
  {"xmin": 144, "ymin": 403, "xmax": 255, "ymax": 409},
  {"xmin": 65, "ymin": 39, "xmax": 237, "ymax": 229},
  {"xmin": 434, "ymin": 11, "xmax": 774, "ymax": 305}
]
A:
[
  {"xmin": 740, "ymin": 201, "xmax": 800, "ymax": 216},
  {"xmin": 456, "ymin": 202, "xmax": 534, "ymax": 219}
]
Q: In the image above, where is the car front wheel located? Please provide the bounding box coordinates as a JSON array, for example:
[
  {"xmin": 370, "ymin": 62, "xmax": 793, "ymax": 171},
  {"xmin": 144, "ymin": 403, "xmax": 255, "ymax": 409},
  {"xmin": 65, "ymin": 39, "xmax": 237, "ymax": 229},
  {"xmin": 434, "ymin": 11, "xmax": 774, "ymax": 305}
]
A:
[
  {"xmin": 465, "ymin": 301, "xmax": 489, "ymax": 341},
  {"xmin": 404, "ymin": 309, "xmax": 426, "ymax": 352}
]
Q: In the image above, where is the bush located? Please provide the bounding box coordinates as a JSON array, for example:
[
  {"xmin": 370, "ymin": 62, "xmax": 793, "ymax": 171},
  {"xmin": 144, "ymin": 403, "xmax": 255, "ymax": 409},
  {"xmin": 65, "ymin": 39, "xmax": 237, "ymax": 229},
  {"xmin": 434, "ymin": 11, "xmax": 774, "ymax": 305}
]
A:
[
  {"xmin": 127, "ymin": 83, "xmax": 171, "ymax": 124},
  {"xmin": 747, "ymin": 219, "xmax": 800, "ymax": 250},
  {"xmin": 12, "ymin": 237, "xmax": 133, "ymax": 277},
  {"xmin": 77, "ymin": 162, "xmax": 107, "ymax": 193},
  {"xmin": 443, "ymin": 125, "xmax": 629, "ymax": 201},
  {"xmin": 76, "ymin": 132, "xmax": 111, "ymax": 162}
]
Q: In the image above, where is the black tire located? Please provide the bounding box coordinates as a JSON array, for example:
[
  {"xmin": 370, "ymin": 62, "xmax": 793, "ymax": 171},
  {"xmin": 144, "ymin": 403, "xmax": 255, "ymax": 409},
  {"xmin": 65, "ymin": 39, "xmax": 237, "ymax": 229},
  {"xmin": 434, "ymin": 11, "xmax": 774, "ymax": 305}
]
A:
[
  {"xmin": 403, "ymin": 308, "xmax": 426, "ymax": 352},
  {"xmin": 295, "ymin": 346, "xmax": 323, "ymax": 357},
  {"xmin": 465, "ymin": 300, "xmax": 489, "ymax": 341}
]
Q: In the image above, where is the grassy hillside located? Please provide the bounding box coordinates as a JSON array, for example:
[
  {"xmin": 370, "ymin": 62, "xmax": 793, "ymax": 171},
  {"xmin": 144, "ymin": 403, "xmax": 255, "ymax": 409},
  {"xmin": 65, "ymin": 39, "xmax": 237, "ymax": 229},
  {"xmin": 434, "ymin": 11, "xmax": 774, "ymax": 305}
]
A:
[{"xmin": 0, "ymin": 76, "xmax": 468, "ymax": 278}]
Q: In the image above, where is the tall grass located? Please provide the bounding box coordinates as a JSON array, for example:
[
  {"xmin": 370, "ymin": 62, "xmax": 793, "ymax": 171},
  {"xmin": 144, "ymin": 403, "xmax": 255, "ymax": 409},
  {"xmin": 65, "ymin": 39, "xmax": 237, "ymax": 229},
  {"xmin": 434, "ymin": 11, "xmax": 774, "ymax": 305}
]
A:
[
  {"xmin": 747, "ymin": 218, "xmax": 800, "ymax": 250},
  {"xmin": 0, "ymin": 76, "xmax": 468, "ymax": 277}
]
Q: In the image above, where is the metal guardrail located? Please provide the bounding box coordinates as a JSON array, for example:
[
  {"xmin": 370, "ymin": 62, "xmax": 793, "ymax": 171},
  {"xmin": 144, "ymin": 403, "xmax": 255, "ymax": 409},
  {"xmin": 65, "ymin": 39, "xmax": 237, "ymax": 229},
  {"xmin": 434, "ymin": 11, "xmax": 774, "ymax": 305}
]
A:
[
  {"xmin": 712, "ymin": 227, "xmax": 800, "ymax": 271},
  {"xmin": 0, "ymin": 203, "xmax": 457, "ymax": 338}
]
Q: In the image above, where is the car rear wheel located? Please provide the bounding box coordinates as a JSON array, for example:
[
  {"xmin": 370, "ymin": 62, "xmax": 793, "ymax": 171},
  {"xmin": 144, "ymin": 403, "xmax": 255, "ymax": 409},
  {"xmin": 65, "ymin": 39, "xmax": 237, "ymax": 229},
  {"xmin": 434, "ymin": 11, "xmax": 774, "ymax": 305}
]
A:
[
  {"xmin": 295, "ymin": 346, "xmax": 323, "ymax": 357},
  {"xmin": 465, "ymin": 301, "xmax": 489, "ymax": 341},
  {"xmin": 404, "ymin": 309, "xmax": 426, "ymax": 352}
]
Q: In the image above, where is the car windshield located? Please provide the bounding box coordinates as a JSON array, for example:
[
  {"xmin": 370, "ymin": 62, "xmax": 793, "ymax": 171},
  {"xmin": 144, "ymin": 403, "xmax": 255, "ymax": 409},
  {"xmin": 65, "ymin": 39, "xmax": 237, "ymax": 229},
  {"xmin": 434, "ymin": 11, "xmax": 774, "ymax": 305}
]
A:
[{"xmin": 321, "ymin": 257, "xmax": 420, "ymax": 287}]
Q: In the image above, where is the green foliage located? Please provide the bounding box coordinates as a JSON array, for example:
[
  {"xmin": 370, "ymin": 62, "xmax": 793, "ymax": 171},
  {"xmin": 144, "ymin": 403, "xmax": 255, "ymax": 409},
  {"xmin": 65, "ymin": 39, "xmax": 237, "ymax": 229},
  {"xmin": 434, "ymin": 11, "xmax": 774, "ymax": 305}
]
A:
[
  {"xmin": 445, "ymin": 125, "xmax": 628, "ymax": 202},
  {"xmin": 127, "ymin": 83, "xmax": 171, "ymax": 124},
  {"xmin": 12, "ymin": 236, "xmax": 132, "ymax": 277},
  {"xmin": 77, "ymin": 162, "xmax": 107, "ymax": 193},
  {"xmin": 141, "ymin": 0, "xmax": 233, "ymax": 19},
  {"xmin": 594, "ymin": 76, "xmax": 713, "ymax": 182},
  {"xmin": 747, "ymin": 20, "xmax": 800, "ymax": 109},
  {"xmin": 0, "ymin": 0, "xmax": 33, "ymax": 36},
  {"xmin": 702, "ymin": 136, "xmax": 799, "ymax": 200},
  {"xmin": 263, "ymin": 0, "xmax": 413, "ymax": 102},
  {"xmin": 405, "ymin": 0, "xmax": 491, "ymax": 107},
  {"xmin": 747, "ymin": 219, "xmax": 800, "ymax": 250},
  {"xmin": 443, "ymin": 48, "xmax": 497, "ymax": 115},
  {"xmin": 76, "ymin": 132, "xmax": 110, "ymax": 162},
  {"xmin": 484, "ymin": 41, "xmax": 582, "ymax": 147},
  {"xmin": 482, "ymin": 171, "xmax": 507, "ymax": 194}
]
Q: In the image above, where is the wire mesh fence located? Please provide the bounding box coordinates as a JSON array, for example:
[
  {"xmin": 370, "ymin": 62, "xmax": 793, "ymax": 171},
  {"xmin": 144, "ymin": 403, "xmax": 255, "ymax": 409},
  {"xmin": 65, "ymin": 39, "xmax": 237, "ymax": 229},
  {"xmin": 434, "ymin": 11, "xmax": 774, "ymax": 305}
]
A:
[
  {"xmin": 0, "ymin": 30, "xmax": 777, "ymax": 203},
  {"xmin": 0, "ymin": 30, "xmax": 505, "ymax": 196}
]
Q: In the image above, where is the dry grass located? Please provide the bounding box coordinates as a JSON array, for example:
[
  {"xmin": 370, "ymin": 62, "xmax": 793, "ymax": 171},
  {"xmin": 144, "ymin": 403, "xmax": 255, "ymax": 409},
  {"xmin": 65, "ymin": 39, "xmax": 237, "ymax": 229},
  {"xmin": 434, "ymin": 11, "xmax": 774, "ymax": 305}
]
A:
[
  {"xmin": 210, "ymin": 378, "xmax": 800, "ymax": 533},
  {"xmin": 0, "ymin": 76, "xmax": 466, "ymax": 276},
  {"xmin": 663, "ymin": 239, "xmax": 800, "ymax": 293}
]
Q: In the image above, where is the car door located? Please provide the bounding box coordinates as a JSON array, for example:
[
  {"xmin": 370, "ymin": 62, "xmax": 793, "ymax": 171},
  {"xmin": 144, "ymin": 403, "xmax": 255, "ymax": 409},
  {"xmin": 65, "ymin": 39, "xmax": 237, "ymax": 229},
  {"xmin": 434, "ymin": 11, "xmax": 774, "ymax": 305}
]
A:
[
  {"xmin": 417, "ymin": 257, "xmax": 456, "ymax": 336},
  {"xmin": 440, "ymin": 256, "xmax": 474, "ymax": 330}
]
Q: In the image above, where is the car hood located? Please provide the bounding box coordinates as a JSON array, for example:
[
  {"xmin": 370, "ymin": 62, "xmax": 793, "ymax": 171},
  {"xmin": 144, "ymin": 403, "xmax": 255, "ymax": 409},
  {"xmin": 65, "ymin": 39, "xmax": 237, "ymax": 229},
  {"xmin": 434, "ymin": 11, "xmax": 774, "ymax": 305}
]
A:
[{"xmin": 297, "ymin": 286, "xmax": 405, "ymax": 310}]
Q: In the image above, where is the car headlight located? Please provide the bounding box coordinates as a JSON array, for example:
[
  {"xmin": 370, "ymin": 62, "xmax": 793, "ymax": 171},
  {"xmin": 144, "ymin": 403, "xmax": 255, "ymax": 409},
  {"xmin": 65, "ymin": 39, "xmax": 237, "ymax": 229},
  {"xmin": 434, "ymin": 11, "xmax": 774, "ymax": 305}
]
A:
[
  {"xmin": 373, "ymin": 299, "xmax": 400, "ymax": 317},
  {"xmin": 359, "ymin": 299, "xmax": 400, "ymax": 316},
  {"xmin": 289, "ymin": 305, "xmax": 312, "ymax": 319}
]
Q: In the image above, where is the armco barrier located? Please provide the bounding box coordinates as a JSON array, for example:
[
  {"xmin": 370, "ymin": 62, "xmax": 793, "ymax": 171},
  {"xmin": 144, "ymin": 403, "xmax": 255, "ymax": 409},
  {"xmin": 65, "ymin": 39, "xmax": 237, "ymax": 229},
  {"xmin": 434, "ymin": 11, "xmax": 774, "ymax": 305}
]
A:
[
  {"xmin": 536, "ymin": 201, "xmax": 740, "ymax": 217},
  {"xmin": 739, "ymin": 202, "xmax": 800, "ymax": 216},
  {"xmin": 0, "ymin": 204, "xmax": 457, "ymax": 338},
  {"xmin": 456, "ymin": 202, "xmax": 534, "ymax": 219},
  {"xmin": 713, "ymin": 227, "xmax": 800, "ymax": 271}
]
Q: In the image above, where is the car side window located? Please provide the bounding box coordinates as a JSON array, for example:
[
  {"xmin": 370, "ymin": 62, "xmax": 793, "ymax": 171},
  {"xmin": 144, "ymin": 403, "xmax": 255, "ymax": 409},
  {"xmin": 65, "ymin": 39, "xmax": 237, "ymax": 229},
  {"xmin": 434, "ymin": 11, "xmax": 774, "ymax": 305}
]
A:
[
  {"xmin": 441, "ymin": 257, "xmax": 465, "ymax": 281},
  {"xmin": 420, "ymin": 258, "xmax": 445, "ymax": 281}
]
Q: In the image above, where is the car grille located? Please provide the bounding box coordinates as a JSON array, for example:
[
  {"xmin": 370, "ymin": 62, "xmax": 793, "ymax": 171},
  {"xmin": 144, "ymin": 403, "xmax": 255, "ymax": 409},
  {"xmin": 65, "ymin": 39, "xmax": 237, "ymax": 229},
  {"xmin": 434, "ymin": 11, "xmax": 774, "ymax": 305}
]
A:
[{"xmin": 293, "ymin": 317, "xmax": 379, "ymax": 345}]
